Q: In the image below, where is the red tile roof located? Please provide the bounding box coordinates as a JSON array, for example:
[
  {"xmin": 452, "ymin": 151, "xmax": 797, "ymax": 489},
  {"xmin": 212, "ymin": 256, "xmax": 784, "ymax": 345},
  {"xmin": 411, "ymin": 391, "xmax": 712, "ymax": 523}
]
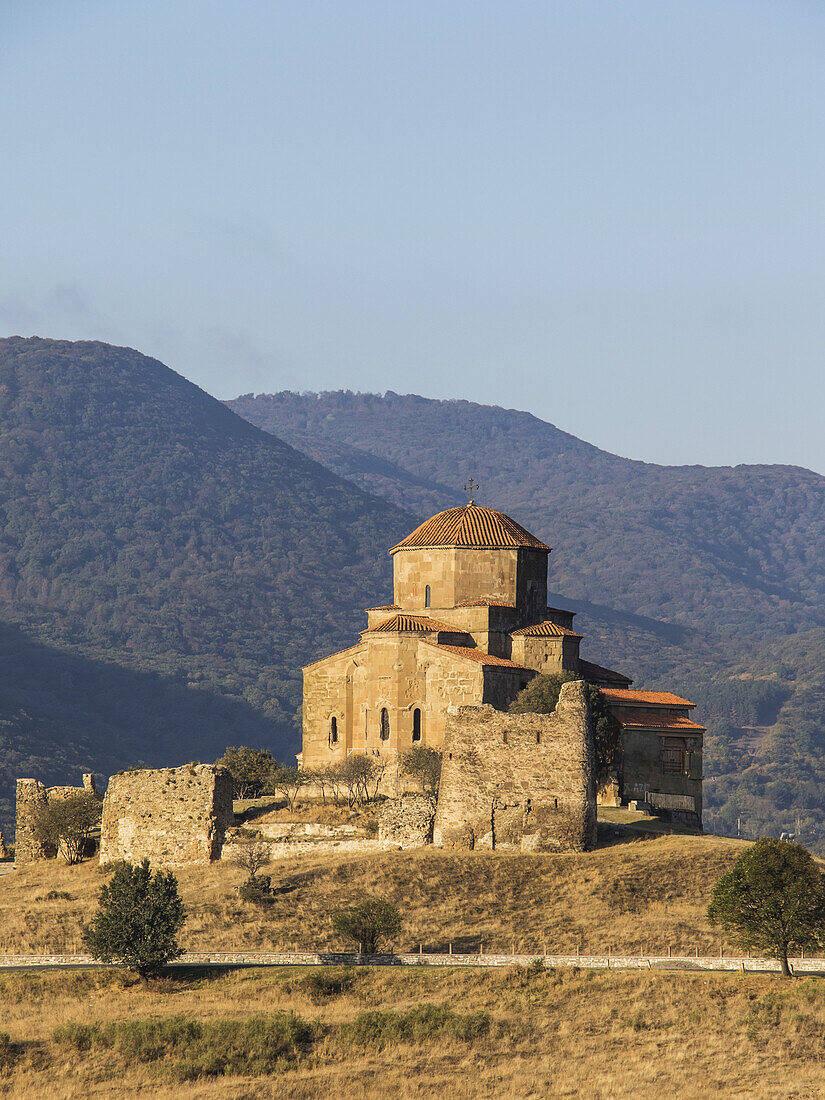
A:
[
  {"xmin": 390, "ymin": 504, "xmax": 551, "ymax": 553},
  {"xmin": 578, "ymin": 659, "xmax": 633, "ymax": 686},
  {"xmin": 422, "ymin": 641, "xmax": 535, "ymax": 671},
  {"xmin": 611, "ymin": 707, "xmax": 706, "ymax": 732},
  {"xmin": 600, "ymin": 688, "xmax": 696, "ymax": 708},
  {"xmin": 363, "ymin": 614, "xmax": 460, "ymax": 634},
  {"xmin": 511, "ymin": 620, "xmax": 582, "ymax": 638},
  {"xmin": 365, "ymin": 604, "xmax": 400, "ymax": 612}
]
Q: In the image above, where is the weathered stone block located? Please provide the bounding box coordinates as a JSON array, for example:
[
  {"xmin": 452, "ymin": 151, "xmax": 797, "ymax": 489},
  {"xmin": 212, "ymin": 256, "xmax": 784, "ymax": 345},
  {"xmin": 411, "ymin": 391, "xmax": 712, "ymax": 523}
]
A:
[
  {"xmin": 433, "ymin": 680, "xmax": 597, "ymax": 853},
  {"xmin": 99, "ymin": 764, "xmax": 234, "ymax": 868},
  {"xmin": 379, "ymin": 795, "xmax": 436, "ymax": 849}
]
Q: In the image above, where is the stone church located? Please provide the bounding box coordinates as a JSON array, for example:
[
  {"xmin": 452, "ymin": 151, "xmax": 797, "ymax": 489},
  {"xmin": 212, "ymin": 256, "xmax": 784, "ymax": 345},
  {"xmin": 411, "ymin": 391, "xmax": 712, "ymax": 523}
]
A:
[{"xmin": 301, "ymin": 500, "xmax": 703, "ymax": 826}]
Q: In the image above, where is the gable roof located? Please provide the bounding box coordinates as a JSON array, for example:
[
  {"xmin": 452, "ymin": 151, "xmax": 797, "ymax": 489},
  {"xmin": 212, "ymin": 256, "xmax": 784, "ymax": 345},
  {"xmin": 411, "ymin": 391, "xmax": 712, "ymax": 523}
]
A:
[
  {"xmin": 390, "ymin": 504, "xmax": 551, "ymax": 553},
  {"xmin": 363, "ymin": 614, "xmax": 461, "ymax": 634},
  {"xmin": 510, "ymin": 620, "xmax": 582, "ymax": 638}
]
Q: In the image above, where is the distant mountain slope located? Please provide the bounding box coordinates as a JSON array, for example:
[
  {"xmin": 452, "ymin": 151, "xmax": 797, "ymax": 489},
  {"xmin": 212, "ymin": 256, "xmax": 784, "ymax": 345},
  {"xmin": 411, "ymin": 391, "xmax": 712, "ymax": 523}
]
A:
[
  {"xmin": 228, "ymin": 390, "xmax": 825, "ymax": 850},
  {"xmin": 0, "ymin": 339, "xmax": 412, "ymax": 828},
  {"xmin": 228, "ymin": 391, "xmax": 825, "ymax": 650}
]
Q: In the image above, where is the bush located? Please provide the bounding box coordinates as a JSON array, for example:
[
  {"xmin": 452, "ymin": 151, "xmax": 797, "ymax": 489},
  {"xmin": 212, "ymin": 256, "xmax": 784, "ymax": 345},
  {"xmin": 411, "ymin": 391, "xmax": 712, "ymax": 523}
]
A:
[
  {"xmin": 332, "ymin": 897, "xmax": 402, "ymax": 953},
  {"xmin": 239, "ymin": 874, "xmax": 273, "ymax": 906},
  {"xmin": 340, "ymin": 1004, "xmax": 491, "ymax": 1048},
  {"xmin": 53, "ymin": 1012, "xmax": 317, "ymax": 1079},
  {"xmin": 82, "ymin": 860, "xmax": 187, "ymax": 978},
  {"xmin": 399, "ymin": 746, "xmax": 442, "ymax": 798},
  {"xmin": 0, "ymin": 1031, "xmax": 19, "ymax": 1073}
]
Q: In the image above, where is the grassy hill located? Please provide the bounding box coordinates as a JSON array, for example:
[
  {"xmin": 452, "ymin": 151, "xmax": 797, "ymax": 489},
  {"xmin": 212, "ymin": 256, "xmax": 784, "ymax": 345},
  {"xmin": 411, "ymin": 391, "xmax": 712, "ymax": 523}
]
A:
[
  {"xmin": 3, "ymin": 834, "xmax": 821, "ymax": 1097},
  {"xmin": 0, "ymin": 339, "xmax": 412, "ymax": 829},
  {"xmin": 228, "ymin": 391, "xmax": 825, "ymax": 849}
]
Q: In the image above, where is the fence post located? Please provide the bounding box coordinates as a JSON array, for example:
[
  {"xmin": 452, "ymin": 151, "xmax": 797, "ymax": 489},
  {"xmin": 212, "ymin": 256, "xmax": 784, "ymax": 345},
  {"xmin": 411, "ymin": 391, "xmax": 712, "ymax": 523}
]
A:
[
  {"xmin": 449, "ymin": 942, "xmax": 452, "ymax": 955},
  {"xmin": 480, "ymin": 942, "xmax": 483, "ymax": 955}
]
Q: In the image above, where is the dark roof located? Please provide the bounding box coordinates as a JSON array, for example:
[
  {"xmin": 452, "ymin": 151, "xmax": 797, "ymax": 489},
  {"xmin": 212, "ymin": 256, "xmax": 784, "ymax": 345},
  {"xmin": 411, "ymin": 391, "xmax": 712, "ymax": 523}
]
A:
[
  {"xmin": 390, "ymin": 504, "xmax": 551, "ymax": 553},
  {"xmin": 611, "ymin": 707, "xmax": 706, "ymax": 732},
  {"xmin": 578, "ymin": 659, "xmax": 633, "ymax": 687}
]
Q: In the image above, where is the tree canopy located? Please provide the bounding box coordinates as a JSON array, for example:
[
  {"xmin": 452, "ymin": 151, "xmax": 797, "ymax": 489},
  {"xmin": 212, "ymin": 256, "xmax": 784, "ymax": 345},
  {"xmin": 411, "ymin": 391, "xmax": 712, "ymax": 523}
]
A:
[
  {"xmin": 82, "ymin": 859, "xmax": 187, "ymax": 978},
  {"xmin": 707, "ymin": 838, "xmax": 825, "ymax": 976}
]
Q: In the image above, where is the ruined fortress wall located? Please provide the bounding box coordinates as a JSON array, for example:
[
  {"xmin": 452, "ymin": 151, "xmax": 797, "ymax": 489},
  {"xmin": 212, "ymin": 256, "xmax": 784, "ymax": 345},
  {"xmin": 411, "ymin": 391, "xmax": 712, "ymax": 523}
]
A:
[
  {"xmin": 15, "ymin": 774, "xmax": 99, "ymax": 864},
  {"xmin": 379, "ymin": 794, "xmax": 436, "ymax": 849},
  {"xmin": 99, "ymin": 764, "xmax": 234, "ymax": 868},
  {"xmin": 433, "ymin": 680, "xmax": 596, "ymax": 852},
  {"xmin": 15, "ymin": 779, "xmax": 50, "ymax": 864}
]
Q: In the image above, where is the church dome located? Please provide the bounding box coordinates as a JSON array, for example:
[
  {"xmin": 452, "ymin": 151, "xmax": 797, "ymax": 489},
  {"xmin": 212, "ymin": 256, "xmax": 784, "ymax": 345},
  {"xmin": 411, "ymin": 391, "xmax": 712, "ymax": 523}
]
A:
[{"xmin": 390, "ymin": 503, "xmax": 551, "ymax": 553}]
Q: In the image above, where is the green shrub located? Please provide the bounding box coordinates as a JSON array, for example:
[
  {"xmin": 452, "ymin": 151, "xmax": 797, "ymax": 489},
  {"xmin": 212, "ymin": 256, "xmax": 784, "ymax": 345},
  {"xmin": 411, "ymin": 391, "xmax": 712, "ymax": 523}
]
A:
[
  {"xmin": 238, "ymin": 874, "xmax": 272, "ymax": 905},
  {"xmin": 299, "ymin": 969, "xmax": 359, "ymax": 1003},
  {"xmin": 44, "ymin": 890, "xmax": 73, "ymax": 901},
  {"xmin": 331, "ymin": 896, "xmax": 402, "ymax": 953},
  {"xmin": 53, "ymin": 1012, "xmax": 317, "ymax": 1079},
  {"xmin": 340, "ymin": 1004, "xmax": 491, "ymax": 1048}
]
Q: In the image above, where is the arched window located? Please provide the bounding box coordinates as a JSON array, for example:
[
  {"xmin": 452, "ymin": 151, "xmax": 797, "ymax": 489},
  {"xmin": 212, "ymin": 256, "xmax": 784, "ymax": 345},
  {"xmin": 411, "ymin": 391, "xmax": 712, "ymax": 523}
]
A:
[
  {"xmin": 380, "ymin": 707, "xmax": 390, "ymax": 741},
  {"xmin": 412, "ymin": 708, "xmax": 422, "ymax": 742},
  {"xmin": 424, "ymin": 585, "xmax": 431, "ymax": 608},
  {"xmin": 329, "ymin": 716, "xmax": 338, "ymax": 745}
]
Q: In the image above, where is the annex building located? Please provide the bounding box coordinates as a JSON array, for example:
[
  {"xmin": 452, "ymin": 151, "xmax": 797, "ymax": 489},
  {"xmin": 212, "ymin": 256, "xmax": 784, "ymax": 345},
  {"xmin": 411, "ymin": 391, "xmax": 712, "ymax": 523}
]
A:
[{"xmin": 301, "ymin": 500, "xmax": 704, "ymax": 827}]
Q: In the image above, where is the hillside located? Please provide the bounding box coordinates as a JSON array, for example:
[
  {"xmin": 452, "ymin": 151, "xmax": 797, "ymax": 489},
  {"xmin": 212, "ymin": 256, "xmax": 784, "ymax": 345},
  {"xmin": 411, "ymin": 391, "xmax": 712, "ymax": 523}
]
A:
[
  {"xmin": 228, "ymin": 391, "xmax": 825, "ymax": 849},
  {"xmin": 3, "ymin": 835, "xmax": 814, "ymax": 1099},
  {"xmin": 0, "ymin": 339, "xmax": 412, "ymax": 829}
]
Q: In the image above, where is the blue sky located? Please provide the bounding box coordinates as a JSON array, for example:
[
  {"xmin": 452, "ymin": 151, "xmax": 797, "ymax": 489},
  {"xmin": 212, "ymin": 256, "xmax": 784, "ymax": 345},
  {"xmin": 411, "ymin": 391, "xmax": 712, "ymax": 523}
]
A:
[{"xmin": 2, "ymin": 1, "xmax": 824, "ymax": 472}]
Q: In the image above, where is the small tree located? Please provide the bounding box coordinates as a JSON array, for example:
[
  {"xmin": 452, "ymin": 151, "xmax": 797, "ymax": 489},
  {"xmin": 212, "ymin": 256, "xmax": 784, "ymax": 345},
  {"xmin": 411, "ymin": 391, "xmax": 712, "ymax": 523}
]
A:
[
  {"xmin": 271, "ymin": 766, "xmax": 306, "ymax": 811},
  {"xmin": 82, "ymin": 860, "xmax": 187, "ymax": 979},
  {"xmin": 509, "ymin": 673, "xmax": 619, "ymax": 787},
  {"xmin": 338, "ymin": 755, "xmax": 376, "ymax": 807},
  {"xmin": 33, "ymin": 792, "xmax": 102, "ymax": 864},
  {"xmin": 332, "ymin": 897, "xmax": 402, "ymax": 953},
  {"xmin": 400, "ymin": 745, "xmax": 442, "ymax": 799},
  {"xmin": 707, "ymin": 837, "xmax": 825, "ymax": 977},
  {"xmin": 216, "ymin": 746, "xmax": 278, "ymax": 800},
  {"xmin": 232, "ymin": 839, "xmax": 273, "ymax": 905}
]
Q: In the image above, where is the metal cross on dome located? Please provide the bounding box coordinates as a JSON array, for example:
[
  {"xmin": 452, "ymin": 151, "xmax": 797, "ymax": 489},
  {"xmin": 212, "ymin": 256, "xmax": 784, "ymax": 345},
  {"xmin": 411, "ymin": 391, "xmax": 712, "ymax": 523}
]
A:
[{"xmin": 464, "ymin": 478, "xmax": 479, "ymax": 504}]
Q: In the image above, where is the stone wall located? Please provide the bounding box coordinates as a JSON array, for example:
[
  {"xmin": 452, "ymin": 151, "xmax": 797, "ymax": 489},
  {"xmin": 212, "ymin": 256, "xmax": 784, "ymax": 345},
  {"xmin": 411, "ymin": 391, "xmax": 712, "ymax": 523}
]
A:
[
  {"xmin": 15, "ymin": 773, "xmax": 99, "ymax": 864},
  {"xmin": 379, "ymin": 795, "xmax": 436, "ymax": 848},
  {"xmin": 433, "ymin": 680, "xmax": 596, "ymax": 852},
  {"xmin": 99, "ymin": 764, "xmax": 234, "ymax": 868}
]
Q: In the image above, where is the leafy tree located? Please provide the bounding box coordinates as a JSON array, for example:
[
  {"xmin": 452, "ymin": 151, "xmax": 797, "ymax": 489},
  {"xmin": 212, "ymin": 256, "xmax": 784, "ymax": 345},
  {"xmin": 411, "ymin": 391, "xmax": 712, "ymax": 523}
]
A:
[
  {"xmin": 332, "ymin": 897, "xmax": 402, "ymax": 953},
  {"xmin": 33, "ymin": 792, "xmax": 102, "ymax": 864},
  {"xmin": 400, "ymin": 745, "xmax": 442, "ymax": 799},
  {"xmin": 216, "ymin": 746, "xmax": 278, "ymax": 800},
  {"xmin": 707, "ymin": 838, "xmax": 825, "ymax": 977},
  {"xmin": 82, "ymin": 860, "xmax": 187, "ymax": 979},
  {"xmin": 508, "ymin": 673, "xmax": 619, "ymax": 786},
  {"xmin": 336, "ymin": 755, "xmax": 382, "ymax": 807}
]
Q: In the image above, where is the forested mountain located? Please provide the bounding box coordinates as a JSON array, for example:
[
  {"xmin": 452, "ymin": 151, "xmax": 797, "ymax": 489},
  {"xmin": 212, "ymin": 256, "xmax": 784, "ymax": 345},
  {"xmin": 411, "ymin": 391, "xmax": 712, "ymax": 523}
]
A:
[
  {"xmin": 228, "ymin": 390, "xmax": 825, "ymax": 850},
  {"xmin": 0, "ymin": 339, "xmax": 411, "ymax": 829}
]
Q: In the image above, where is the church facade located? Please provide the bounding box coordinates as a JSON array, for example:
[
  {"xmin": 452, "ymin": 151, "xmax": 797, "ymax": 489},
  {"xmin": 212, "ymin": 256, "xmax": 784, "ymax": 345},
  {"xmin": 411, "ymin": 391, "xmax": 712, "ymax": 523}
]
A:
[{"xmin": 301, "ymin": 502, "xmax": 704, "ymax": 826}]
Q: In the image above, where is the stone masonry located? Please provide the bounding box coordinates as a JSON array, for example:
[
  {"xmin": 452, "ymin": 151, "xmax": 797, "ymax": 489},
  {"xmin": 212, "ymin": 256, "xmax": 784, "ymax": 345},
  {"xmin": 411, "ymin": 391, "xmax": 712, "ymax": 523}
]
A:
[
  {"xmin": 379, "ymin": 794, "xmax": 437, "ymax": 849},
  {"xmin": 433, "ymin": 680, "xmax": 597, "ymax": 852},
  {"xmin": 0, "ymin": 829, "xmax": 6, "ymax": 860},
  {"xmin": 15, "ymin": 773, "xmax": 99, "ymax": 864},
  {"xmin": 99, "ymin": 764, "xmax": 234, "ymax": 867}
]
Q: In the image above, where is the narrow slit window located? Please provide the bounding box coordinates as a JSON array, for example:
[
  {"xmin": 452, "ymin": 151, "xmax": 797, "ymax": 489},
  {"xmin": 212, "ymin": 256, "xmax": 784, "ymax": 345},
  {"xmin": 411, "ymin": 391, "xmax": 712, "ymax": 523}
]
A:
[
  {"xmin": 380, "ymin": 707, "xmax": 390, "ymax": 741},
  {"xmin": 424, "ymin": 585, "xmax": 431, "ymax": 608},
  {"xmin": 412, "ymin": 708, "xmax": 422, "ymax": 742},
  {"xmin": 329, "ymin": 716, "xmax": 338, "ymax": 745}
]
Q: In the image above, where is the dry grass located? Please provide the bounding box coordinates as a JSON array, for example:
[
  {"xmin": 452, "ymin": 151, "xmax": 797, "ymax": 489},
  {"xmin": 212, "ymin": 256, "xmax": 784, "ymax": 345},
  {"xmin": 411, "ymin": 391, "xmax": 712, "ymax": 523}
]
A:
[
  {"xmin": 0, "ymin": 834, "xmax": 748, "ymax": 956},
  {"xmin": 236, "ymin": 798, "xmax": 380, "ymax": 828},
  {"xmin": 2, "ymin": 962, "xmax": 825, "ymax": 1097}
]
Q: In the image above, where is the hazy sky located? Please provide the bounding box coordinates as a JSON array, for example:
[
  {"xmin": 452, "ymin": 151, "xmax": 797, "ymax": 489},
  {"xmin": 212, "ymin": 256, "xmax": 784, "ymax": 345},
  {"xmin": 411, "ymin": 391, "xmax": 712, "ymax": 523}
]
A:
[{"xmin": 2, "ymin": 1, "xmax": 825, "ymax": 472}]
